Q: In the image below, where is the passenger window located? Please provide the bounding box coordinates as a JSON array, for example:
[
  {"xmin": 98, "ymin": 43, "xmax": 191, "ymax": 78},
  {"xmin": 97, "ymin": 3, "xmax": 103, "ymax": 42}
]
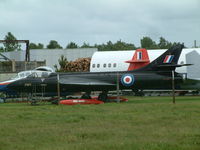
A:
[
  {"xmin": 113, "ymin": 63, "xmax": 117, "ymax": 67},
  {"xmin": 108, "ymin": 63, "xmax": 111, "ymax": 68},
  {"xmin": 97, "ymin": 64, "xmax": 100, "ymax": 68},
  {"xmin": 92, "ymin": 64, "xmax": 95, "ymax": 68},
  {"xmin": 103, "ymin": 64, "xmax": 106, "ymax": 68}
]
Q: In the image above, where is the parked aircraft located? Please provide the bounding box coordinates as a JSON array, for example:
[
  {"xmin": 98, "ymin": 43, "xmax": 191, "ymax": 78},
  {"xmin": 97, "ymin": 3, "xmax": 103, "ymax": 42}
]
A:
[
  {"xmin": 7, "ymin": 44, "xmax": 184, "ymax": 99},
  {"xmin": 0, "ymin": 66, "xmax": 54, "ymax": 96},
  {"xmin": 90, "ymin": 47, "xmax": 200, "ymax": 81}
]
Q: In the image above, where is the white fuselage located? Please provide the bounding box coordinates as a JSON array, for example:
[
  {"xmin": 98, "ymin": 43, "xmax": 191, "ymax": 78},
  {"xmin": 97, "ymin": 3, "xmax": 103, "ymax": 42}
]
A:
[{"xmin": 90, "ymin": 48, "xmax": 200, "ymax": 80}]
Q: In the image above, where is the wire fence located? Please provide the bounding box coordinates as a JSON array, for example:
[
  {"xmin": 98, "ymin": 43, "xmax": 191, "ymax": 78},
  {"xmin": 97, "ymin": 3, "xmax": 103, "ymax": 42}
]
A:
[{"xmin": 0, "ymin": 60, "xmax": 46, "ymax": 73}]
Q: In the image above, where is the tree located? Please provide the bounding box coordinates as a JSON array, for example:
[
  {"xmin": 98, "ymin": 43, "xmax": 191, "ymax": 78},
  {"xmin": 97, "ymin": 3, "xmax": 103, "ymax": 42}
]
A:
[
  {"xmin": 158, "ymin": 37, "xmax": 172, "ymax": 49},
  {"xmin": 81, "ymin": 42, "xmax": 93, "ymax": 48},
  {"xmin": 94, "ymin": 40, "xmax": 136, "ymax": 51},
  {"xmin": 37, "ymin": 43, "xmax": 44, "ymax": 49},
  {"xmin": 47, "ymin": 40, "xmax": 62, "ymax": 49},
  {"xmin": 29, "ymin": 43, "xmax": 37, "ymax": 49},
  {"xmin": 55, "ymin": 55, "xmax": 68, "ymax": 72},
  {"xmin": 106, "ymin": 41, "xmax": 114, "ymax": 50},
  {"xmin": 113, "ymin": 40, "xmax": 136, "ymax": 50},
  {"xmin": 29, "ymin": 43, "xmax": 44, "ymax": 49},
  {"xmin": 0, "ymin": 47, "xmax": 4, "ymax": 52},
  {"xmin": 66, "ymin": 42, "xmax": 78, "ymax": 49},
  {"xmin": 3, "ymin": 32, "xmax": 21, "ymax": 51},
  {"xmin": 140, "ymin": 36, "xmax": 158, "ymax": 49}
]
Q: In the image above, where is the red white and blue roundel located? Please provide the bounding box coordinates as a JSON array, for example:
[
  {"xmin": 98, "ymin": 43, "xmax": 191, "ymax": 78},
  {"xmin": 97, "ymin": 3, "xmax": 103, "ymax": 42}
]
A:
[{"xmin": 121, "ymin": 74, "xmax": 135, "ymax": 86}]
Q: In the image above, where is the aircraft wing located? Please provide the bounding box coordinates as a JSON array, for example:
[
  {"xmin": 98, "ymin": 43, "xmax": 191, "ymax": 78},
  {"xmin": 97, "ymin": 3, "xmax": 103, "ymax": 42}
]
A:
[{"xmin": 59, "ymin": 77, "xmax": 115, "ymax": 86}]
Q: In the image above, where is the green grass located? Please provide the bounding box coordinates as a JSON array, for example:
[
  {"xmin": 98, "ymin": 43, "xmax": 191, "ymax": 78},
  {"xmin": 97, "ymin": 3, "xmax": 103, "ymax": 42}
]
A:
[{"xmin": 0, "ymin": 96, "xmax": 200, "ymax": 150}]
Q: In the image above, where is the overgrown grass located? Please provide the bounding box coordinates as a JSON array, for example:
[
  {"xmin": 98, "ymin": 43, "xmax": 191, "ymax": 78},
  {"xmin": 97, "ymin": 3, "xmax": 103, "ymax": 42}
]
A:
[{"xmin": 0, "ymin": 96, "xmax": 200, "ymax": 150}]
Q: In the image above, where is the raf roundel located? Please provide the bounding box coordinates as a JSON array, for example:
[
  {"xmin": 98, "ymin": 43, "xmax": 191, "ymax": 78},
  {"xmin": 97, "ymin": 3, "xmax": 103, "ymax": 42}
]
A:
[{"xmin": 121, "ymin": 74, "xmax": 135, "ymax": 86}]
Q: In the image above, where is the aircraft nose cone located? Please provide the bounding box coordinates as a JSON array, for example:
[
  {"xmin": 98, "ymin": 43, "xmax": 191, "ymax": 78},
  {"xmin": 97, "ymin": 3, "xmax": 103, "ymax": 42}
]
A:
[{"xmin": 0, "ymin": 82, "xmax": 9, "ymax": 91}]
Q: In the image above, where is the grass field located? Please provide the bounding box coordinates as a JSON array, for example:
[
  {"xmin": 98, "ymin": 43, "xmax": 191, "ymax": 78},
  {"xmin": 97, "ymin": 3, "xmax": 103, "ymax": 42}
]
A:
[{"xmin": 0, "ymin": 96, "xmax": 200, "ymax": 150}]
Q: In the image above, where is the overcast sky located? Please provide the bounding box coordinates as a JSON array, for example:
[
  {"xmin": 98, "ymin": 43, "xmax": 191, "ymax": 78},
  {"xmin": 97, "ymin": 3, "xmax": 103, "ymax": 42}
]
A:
[{"xmin": 0, "ymin": 0, "xmax": 199, "ymax": 48}]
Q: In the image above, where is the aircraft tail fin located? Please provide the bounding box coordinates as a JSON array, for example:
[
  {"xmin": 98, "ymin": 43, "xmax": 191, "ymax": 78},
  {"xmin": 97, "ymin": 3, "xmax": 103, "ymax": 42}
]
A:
[
  {"xmin": 133, "ymin": 44, "xmax": 184, "ymax": 72},
  {"xmin": 125, "ymin": 48, "xmax": 150, "ymax": 71}
]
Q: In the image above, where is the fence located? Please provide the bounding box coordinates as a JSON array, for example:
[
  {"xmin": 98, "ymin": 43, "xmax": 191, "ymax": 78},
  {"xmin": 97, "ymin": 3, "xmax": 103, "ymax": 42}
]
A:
[{"xmin": 0, "ymin": 60, "xmax": 46, "ymax": 73}]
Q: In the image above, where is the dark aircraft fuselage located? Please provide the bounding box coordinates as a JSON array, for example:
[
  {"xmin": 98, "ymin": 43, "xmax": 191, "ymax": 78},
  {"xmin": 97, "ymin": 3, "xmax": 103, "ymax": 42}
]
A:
[
  {"xmin": 8, "ymin": 71, "xmax": 183, "ymax": 94},
  {"xmin": 7, "ymin": 44, "xmax": 185, "ymax": 95}
]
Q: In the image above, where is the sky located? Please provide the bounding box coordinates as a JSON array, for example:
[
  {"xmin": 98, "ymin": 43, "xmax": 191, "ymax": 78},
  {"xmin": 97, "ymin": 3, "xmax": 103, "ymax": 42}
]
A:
[{"xmin": 0, "ymin": 0, "xmax": 200, "ymax": 48}]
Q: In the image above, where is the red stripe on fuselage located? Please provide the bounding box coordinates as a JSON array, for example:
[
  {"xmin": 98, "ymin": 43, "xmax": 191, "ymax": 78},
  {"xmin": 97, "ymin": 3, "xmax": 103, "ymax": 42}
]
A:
[{"xmin": 0, "ymin": 82, "xmax": 11, "ymax": 85}]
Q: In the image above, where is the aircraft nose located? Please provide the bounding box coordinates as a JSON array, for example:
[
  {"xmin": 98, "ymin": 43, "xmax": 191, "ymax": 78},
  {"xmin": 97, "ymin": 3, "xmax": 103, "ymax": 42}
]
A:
[
  {"xmin": 0, "ymin": 83, "xmax": 9, "ymax": 91},
  {"xmin": 6, "ymin": 81, "xmax": 17, "ymax": 90}
]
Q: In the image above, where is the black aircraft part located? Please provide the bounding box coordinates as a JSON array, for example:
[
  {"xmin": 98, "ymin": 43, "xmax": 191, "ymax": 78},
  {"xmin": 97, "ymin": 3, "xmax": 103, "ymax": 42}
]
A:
[{"xmin": 7, "ymin": 44, "xmax": 184, "ymax": 96}]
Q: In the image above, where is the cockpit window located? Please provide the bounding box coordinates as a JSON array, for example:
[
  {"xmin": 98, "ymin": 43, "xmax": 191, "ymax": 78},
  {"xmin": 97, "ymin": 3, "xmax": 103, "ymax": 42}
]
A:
[
  {"xmin": 27, "ymin": 73, "xmax": 37, "ymax": 78},
  {"xmin": 11, "ymin": 70, "xmax": 51, "ymax": 80},
  {"xmin": 27, "ymin": 71, "xmax": 50, "ymax": 78},
  {"xmin": 19, "ymin": 73, "xmax": 25, "ymax": 78},
  {"xmin": 25, "ymin": 72, "xmax": 31, "ymax": 76},
  {"xmin": 17, "ymin": 71, "xmax": 32, "ymax": 79}
]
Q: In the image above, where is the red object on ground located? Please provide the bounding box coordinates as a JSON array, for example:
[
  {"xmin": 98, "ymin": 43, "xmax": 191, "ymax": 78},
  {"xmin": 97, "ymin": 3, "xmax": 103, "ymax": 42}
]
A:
[
  {"xmin": 125, "ymin": 48, "xmax": 150, "ymax": 71},
  {"xmin": 59, "ymin": 99, "xmax": 104, "ymax": 105}
]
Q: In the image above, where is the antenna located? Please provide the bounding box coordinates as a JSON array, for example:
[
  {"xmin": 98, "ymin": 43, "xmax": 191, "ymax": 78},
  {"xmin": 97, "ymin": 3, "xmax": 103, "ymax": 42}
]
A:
[{"xmin": 194, "ymin": 40, "xmax": 197, "ymax": 48}]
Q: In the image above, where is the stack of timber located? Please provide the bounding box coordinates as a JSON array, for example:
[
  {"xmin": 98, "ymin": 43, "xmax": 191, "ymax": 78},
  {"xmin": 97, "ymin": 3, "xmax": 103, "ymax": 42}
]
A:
[{"xmin": 64, "ymin": 58, "xmax": 91, "ymax": 72}]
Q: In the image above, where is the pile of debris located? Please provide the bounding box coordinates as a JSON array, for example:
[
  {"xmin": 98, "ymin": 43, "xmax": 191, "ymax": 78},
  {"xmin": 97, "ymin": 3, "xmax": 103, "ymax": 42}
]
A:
[{"xmin": 64, "ymin": 58, "xmax": 91, "ymax": 72}]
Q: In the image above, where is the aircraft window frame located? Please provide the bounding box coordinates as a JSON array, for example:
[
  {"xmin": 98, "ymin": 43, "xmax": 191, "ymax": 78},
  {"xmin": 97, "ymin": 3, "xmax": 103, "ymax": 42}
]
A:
[
  {"xmin": 33, "ymin": 72, "xmax": 38, "ymax": 78},
  {"xmin": 19, "ymin": 73, "xmax": 25, "ymax": 78},
  {"xmin": 25, "ymin": 72, "xmax": 31, "ymax": 77},
  {"xmin": 27, "ymin": 73, "xmax": 36, "ymax": 78},
  {"xmin": 97, "ymin": 64, "xmax": 100, "ymax": 68},
  {"xmin": 103, "ymin": 64, "xmax": 106, "ymax": 68},
  {"xmin": 27, "ymin": 72, "xmax": 39, "ymax": 78},
  {"xmin": 92, "ymin": 64, "xmax": 96, "ymax": 68},
  {"xmin": 108, "ymin": 63, "xmax": 111, "ymax": 68}
]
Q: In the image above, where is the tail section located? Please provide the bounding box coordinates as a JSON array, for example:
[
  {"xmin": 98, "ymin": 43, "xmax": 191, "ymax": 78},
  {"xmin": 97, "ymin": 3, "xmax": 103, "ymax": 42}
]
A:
[
  {"xmin": 133, "ymin": 44, "xmax": 184, "ymax": 72},
  {"xmin": 125, "ymin": 48, "xmax": 150, "ymax": 71}
]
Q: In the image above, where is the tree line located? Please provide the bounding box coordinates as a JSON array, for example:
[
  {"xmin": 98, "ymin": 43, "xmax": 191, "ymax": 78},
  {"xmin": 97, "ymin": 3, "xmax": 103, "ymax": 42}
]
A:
[{"xmin": 0, "ymin": 32, "xmax": 186, "ymax": 52}]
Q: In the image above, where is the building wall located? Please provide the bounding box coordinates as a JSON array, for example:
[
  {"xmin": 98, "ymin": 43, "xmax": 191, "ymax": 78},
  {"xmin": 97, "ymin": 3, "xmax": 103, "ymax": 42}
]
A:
[
  {"xmin": 2, "ymin": 48, "xmax": 97, "ymax": 71},
  {"xmin": 0, "ymin": 73, "xmax": 17, "ymax": 82}
]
